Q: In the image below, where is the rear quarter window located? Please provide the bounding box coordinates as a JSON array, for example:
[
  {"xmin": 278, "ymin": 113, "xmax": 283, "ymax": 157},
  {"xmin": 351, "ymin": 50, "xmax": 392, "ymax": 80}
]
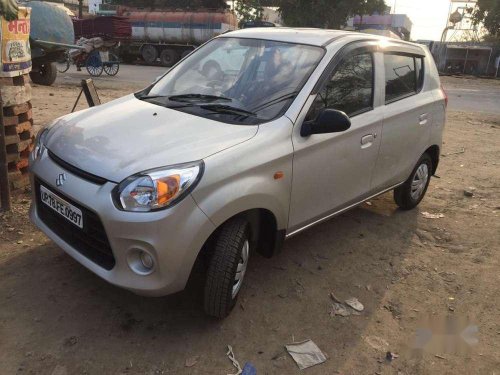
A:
[{"xmin": 384, "ymin": 53, "xmax": 424, "ymax": 103}]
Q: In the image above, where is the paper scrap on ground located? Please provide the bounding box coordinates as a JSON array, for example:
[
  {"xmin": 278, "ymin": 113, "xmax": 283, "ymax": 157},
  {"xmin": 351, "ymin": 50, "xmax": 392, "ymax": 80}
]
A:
[
  {"xmin": 185, "ymin": 356, "xmax": 199, "ymax": 367},
  {"xmin": 364, "ymin": 336, "xmax": 389, "ymax": 352},
  {"xmin": 422, "ymin": 212, "xmax": 445, "ymax": 219},
  {"xmin": 285, "ymin": 339, "xmax": 327, "ymax": 370},
  {"xmin": 330, "ymin": 302, "xmax": 351, "ymax": 317},
  {"xmin": 345, "ymin": 297, "xmax": 364, "ymax": 312},
  {"xmin": 226, "ymin": 345, "xmax": 243, "ymax": 375}
]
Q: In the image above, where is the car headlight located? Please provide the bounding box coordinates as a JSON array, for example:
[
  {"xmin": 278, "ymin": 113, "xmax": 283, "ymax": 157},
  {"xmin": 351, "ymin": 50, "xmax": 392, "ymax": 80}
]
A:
[
  {"xmin": 32, "ymin": 128, "xmax": 49, "ymax": 161},
  {"xmin": 115, "ymin": 161, "xmax": 204, "ymax": 212}
]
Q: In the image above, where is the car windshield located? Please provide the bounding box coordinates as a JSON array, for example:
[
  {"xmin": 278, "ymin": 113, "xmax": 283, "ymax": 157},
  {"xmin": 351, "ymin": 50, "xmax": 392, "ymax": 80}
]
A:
[{"xmin": 144, "ymin": 37, "xmax": 325, "ymax": 125}]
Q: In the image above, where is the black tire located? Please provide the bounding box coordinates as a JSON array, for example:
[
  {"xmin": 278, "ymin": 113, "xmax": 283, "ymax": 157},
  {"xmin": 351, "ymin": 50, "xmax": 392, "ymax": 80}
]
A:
[
  {"xmin": 394, "ymin": 153, "xmax": 433, "ymax": 210},
  {"xmin": 181, "ymin": 49, "xmax": 193, "ymax": 59},
  {"xmin": 159, "ymin": 49, "xmax": 178, "ymax": 67},
  {"xmin": 30, "ymin": 63, "xmax": 57, "ymax": 86},
  {"xmin": 204, "ymin": 218, "xmax": 250, "ymax": 318},
  {"xmin": 141, "ymin": 45, "xmax": 158, "ymax": 64}
]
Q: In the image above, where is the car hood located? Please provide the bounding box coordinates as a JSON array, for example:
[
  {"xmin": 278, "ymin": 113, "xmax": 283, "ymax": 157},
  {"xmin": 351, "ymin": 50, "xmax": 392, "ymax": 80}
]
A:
[{"xmin": 45, "ymin": 95, "xmax": 258, "ymax": 182}]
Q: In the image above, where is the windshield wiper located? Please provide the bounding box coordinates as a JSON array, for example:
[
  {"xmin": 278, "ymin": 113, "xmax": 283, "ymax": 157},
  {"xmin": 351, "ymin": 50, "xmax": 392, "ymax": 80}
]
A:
[
  {"xmin": 251, "ymin": 91, "xmax": 300, "ymax": 112},
  {"xmin": 136, "ymin": 94, "xmax": 168, "ymax": 100},
  {"xmin": 200, "ymin": 104, "xmax": 257, "ymax": 117},
  {"xmin": 169, "ymin": 94, "xmax": 232, "ymax": 103}
]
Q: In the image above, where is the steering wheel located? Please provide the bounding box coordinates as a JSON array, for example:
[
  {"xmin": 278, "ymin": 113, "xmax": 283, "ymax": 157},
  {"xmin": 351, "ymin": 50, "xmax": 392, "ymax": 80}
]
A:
[{"xmin": 201, "ymin": 60, "xmax": 223, "ymax": 80}]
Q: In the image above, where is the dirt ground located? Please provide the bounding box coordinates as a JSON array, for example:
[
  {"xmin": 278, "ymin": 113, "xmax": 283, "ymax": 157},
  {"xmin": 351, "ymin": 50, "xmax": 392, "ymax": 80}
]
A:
[{"xmin": 0, "ymin": 77, "xmax": 499, "ymax": 375}]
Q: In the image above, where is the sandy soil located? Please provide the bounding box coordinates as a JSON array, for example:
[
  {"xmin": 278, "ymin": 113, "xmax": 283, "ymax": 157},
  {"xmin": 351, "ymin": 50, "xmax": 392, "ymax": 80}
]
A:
[{"xmin": 0, "ymin": 78, "xmax": 499, "ymax": 375}]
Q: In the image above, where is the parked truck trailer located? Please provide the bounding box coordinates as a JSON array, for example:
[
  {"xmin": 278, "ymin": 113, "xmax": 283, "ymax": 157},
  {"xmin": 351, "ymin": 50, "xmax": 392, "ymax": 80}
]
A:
[{"xmin": 117, "ymin": 6, "xmax": 238, "ymax": 67}]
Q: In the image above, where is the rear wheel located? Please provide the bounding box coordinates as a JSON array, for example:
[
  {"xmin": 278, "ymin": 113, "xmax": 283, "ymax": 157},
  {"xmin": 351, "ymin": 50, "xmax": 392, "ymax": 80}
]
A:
[
  {"xmin": 204, "ymin": 218, "xmax": 251, "ymax": 318},
  {"xmin": 30, "ymin": 63, "xmax": 57, "ymax": 86},
  {"xmin": 104, "ymin": 53, "xmax": 120, "ymax": 76},
  {"xmin": 159, "ymin": 49, "xmax": 178, "ymax": 67},
  {"xmin": 141, "ymin": 45, "xmax": 158, "ymax": 64},
  {"xmin": 394, "ymin": 153, "xmax": 433, "ymax": 210}
]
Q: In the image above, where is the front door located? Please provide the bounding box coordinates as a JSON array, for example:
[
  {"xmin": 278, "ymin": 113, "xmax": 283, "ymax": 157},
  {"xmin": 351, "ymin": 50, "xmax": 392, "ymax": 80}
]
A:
[{"xmin": 288, "ymin": 47, "xmax": 383, "ymax": 233}]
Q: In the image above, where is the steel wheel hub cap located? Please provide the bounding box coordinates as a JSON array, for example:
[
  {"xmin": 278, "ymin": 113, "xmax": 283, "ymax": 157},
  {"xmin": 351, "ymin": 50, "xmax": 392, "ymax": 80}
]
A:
[
  {"xmin": 411, "ymin": 163, "xmax": 429, "ymax": 200},
  {"xmin": 232, "ymin": 240, "xmax": 249, "ymax": 299}
]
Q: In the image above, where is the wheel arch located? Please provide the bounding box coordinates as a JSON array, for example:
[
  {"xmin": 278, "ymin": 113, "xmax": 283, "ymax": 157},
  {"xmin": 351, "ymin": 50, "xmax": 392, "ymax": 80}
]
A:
[
  {"xmin": 199, "ymin": 208, "xmax": 285, "ymax": 262},
  {"xmin": 424, "ymin": 145, "xmax": 440, "ymax": 175}
]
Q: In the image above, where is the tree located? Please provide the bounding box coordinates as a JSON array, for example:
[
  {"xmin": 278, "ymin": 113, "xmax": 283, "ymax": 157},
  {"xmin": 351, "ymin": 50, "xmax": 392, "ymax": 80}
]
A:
[
  {"xmin": 0, "ymin": 0, "xmax": 18, "ymax": 21},
  {"xmin": 235, "ymin": 0, "xmax": 264, "ymax": 26},
  {"xmin": 473, "ymin": 0, "xmax": 500, "ymax": 37},
  {"xmin": 277, "ymin": 0, "xmax": 386, "ymax": 29}
]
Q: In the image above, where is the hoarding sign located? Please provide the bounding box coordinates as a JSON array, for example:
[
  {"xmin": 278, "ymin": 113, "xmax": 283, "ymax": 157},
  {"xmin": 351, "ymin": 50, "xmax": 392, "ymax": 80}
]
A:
[{"xmin": 0, "ymin": 7, "xmax": 31, "ymax": 77}]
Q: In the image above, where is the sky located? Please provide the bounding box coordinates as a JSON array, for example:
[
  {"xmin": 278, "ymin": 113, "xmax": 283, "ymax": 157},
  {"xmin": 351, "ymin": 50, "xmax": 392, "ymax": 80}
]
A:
[{"xmin": 386, "ymin": 0, "xmax": 453, "ymax": 41}]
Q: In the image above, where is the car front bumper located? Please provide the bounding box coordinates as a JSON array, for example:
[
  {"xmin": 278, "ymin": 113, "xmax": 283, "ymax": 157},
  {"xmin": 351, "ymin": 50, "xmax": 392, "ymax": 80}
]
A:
[{"xmin": 29, "ymin": 150, "xmax": 215, "ymax": 297}]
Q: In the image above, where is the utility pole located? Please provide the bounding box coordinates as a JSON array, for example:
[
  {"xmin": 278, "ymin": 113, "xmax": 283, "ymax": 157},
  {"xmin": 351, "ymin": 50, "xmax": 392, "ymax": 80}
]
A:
[{"xmin": 79, "ymin": 0, "xmax": 83, "ymax": 19}]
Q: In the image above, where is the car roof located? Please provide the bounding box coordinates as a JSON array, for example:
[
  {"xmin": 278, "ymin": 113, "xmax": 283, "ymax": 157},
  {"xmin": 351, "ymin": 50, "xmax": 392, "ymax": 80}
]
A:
[
  {"xmin": 221, "ymin": 28, "xmax": 350, "ymax": 46},
  {"xmin": 220, "ymin": 27, "xmax": 421, "ymax": 49}
]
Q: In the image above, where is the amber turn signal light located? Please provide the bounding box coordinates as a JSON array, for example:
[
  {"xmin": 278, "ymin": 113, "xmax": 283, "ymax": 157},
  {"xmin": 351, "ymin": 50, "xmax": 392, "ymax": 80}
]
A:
[{"xmin": 274, "ymin": 171, "xmax": 284, "ymax": 180}]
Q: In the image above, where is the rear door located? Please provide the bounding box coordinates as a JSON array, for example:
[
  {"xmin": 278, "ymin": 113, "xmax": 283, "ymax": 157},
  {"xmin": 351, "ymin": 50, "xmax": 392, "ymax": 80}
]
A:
[
  {"xmin": 371, "ymin": 50, "xmax": 434, "ymax": 190},
  {"xmin": 288, "ymin": 44, "xmax": 384, "ymax": 233}
]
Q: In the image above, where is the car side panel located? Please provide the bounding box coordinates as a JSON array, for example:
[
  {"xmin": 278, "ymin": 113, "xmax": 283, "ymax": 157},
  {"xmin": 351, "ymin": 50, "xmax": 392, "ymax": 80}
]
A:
[
  {"xmin": 288, "ymin": 106, "xmax": 384, "ymax": 232},
  {"xmin": 428, "ymin": 50, "xmax": 446, "ymax": 163},
  {"xmin": 191, "ymin": 117, "xmax": 294, "ymax": 231}
]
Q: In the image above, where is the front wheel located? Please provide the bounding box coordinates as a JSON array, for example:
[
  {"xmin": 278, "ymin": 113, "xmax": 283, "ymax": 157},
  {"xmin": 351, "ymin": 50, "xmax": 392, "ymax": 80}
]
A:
[
  {"xmin": 394, "ymin": 153, "xmax": 433, "ymax": 210},
  {"xmin": 204, "ymin": 218, "xmax": 251, "ymax": 318}
]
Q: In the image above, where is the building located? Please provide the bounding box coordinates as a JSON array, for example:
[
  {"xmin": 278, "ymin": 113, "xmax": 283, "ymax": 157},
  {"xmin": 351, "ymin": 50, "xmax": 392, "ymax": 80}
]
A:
[
  {"xmin": 429, "ymin": 41, "xmax": 500, "ymax": 77},
  {"xmin": 347, "ymin": 14, "xmax": 413, "ymax": 41}
]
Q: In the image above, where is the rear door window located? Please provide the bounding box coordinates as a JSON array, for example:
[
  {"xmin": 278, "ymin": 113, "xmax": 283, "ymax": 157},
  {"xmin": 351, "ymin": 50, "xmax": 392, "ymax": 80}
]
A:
[{"xmin": 384, "ymin": 54, "xmax": 424, "ymax": 103}]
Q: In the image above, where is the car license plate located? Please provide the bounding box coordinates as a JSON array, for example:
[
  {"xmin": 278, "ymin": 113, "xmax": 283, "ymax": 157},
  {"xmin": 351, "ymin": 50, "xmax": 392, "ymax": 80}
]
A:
[{"xmin": 40, "ymin": 185, "xmax": 83, "ymax": 229}]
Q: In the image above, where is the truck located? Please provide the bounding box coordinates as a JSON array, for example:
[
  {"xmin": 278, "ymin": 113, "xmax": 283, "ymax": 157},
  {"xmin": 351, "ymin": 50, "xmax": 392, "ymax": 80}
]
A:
[{"xmin": 116, "ymin": 6, "xmax": 238, "ymax": 67}]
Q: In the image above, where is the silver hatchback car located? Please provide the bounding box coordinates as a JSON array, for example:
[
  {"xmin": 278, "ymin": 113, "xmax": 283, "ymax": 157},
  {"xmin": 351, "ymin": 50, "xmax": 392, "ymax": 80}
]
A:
[{"xmin": 30, "ymin": 29, "xmax": 446, "ymax": 318}]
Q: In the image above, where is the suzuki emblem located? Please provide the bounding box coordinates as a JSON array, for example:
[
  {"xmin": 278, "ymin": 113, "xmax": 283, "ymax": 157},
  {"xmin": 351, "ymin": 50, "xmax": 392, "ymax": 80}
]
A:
[{"xmin": 56, "ymin": 173, "xmax": 67, "ymax": 187}]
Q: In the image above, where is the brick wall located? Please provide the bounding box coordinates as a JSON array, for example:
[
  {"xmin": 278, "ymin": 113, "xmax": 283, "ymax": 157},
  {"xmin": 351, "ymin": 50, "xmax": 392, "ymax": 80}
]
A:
[{"xmin": 1, "ymin": 74, "xmax": 33, "ymax": 190}]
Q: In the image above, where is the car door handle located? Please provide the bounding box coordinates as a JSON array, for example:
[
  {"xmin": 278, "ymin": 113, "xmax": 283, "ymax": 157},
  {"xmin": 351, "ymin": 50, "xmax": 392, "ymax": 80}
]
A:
[
  {"xmin": 361, "ymin": 134, "xmax": 374, "ymax": 148},
  {"xmin": 419, "ymin": 113, "xmax": 429, "ymax": 125}
]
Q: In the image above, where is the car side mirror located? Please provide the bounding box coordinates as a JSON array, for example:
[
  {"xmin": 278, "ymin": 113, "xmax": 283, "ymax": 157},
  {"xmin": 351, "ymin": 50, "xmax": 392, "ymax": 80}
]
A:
[{"xmin": 300, "ymin": 109, "xmax": 351, "ymax": 137}]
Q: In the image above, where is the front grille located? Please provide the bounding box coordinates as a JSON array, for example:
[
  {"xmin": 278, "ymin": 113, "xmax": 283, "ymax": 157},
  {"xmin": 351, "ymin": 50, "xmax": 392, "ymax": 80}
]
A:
[
  {"xmin": 48, "ymin": 150, "xmax": 108, "ymax": 185},
  {"xmin": 35, "ymin": 178, "xmax": 116, "ymax": 270}
]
